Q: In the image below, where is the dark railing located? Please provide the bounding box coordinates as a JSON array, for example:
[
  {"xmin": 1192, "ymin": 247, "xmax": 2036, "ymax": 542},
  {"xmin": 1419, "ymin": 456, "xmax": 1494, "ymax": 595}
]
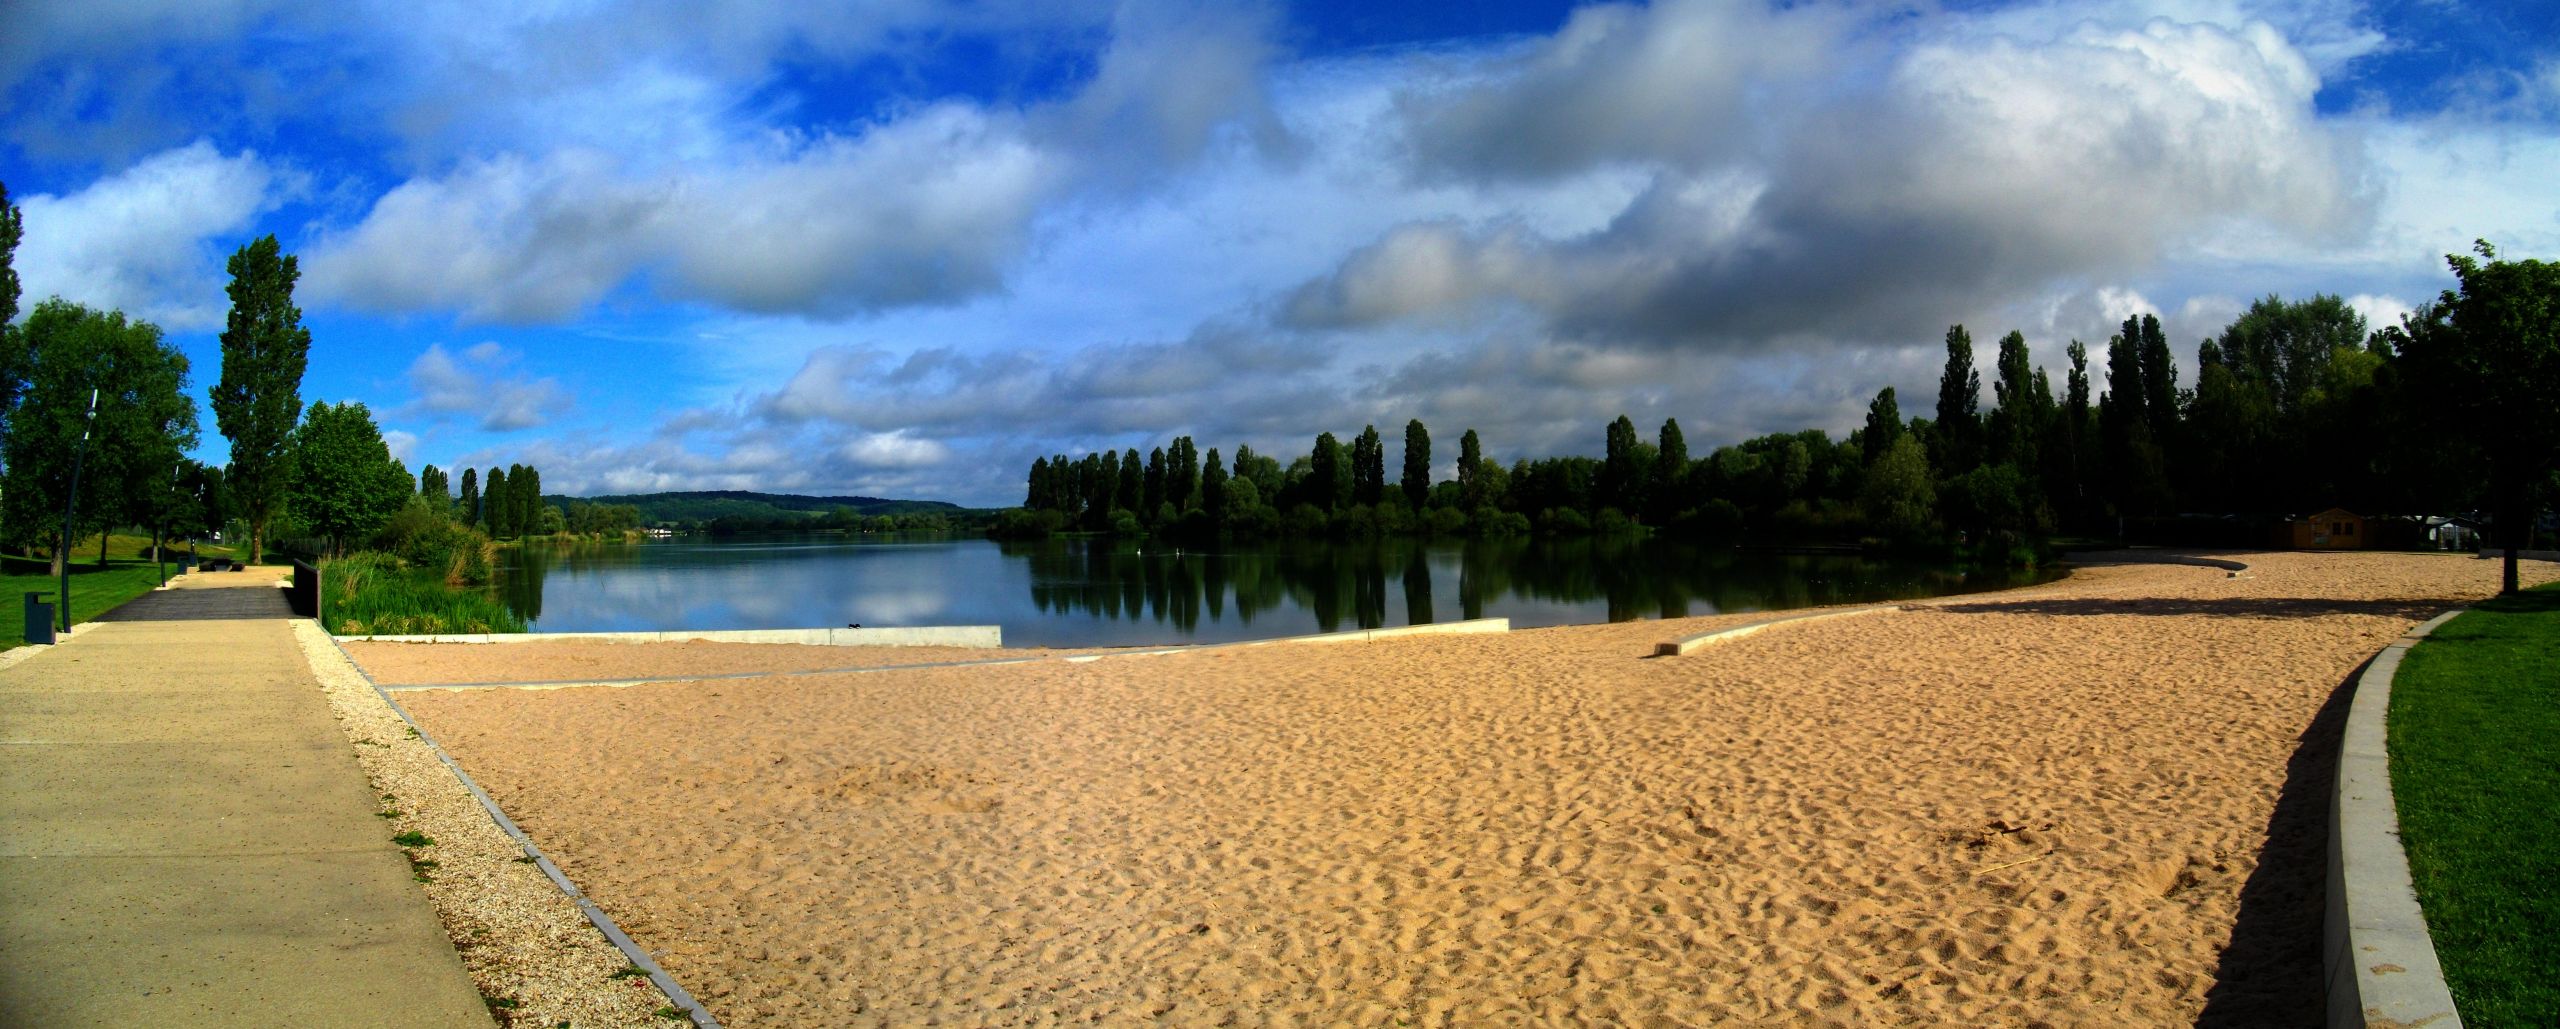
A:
[{"xmin": 289, "ymin": 560, "xmax": 320, "ymax": 619}]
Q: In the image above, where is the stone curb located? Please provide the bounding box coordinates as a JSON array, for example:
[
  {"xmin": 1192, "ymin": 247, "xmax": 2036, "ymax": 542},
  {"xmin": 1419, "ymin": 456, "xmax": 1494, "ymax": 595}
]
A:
[
  {"xmin": 1652, "ymin": 604, "xmax": 1899, "ymax": 657},
  {"xmin": 2325, "ymin": 609, "xmax": 2466, "ymax": 1029},
  {"xmin": 337, "ymin": 625, "xmax": 1002, "ymax": 648}
]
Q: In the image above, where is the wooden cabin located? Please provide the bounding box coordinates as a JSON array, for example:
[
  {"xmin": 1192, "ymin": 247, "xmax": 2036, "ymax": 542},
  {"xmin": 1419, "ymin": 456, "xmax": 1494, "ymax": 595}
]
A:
[{"xmin": 2289, "ymin": 508, "xmax": 2368, "ymax": 550}]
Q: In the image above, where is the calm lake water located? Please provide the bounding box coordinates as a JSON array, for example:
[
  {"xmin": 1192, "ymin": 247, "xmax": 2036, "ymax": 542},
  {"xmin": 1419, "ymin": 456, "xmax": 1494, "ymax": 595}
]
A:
[{"xmin": 492, "ymin": 535, "xmax": 2055, "ymax": 648}]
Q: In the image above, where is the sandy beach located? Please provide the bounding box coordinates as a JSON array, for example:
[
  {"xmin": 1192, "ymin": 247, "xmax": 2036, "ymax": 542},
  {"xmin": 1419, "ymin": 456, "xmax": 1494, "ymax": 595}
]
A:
[{"xmin": 386, "ymin": 551, "xmax": 2547, "ymax": 1026}]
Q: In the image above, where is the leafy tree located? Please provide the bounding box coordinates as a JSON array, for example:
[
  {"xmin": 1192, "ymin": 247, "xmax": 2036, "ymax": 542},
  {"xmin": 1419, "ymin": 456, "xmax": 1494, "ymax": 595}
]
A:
[
  {"xmin": 286, "ymin": 400, "xmax": 411, "ymax": 555},
  {"xmin": 1457, "ymin": 429, "xmax": 1483, "ymax": 509},
  {"xmin": 1352, "ymin": 424, "xmax": 1385, "ymax": 506},
  {"xmin": 1168, "ymin": 437, "xmax": 1200, "ymax": 512},
  {"xmin": 1400, "ymin": 419, "xmax": 1431, "ymax": 511},
  {"xmin": 0, "ymin": 302, "xmax": 197, "ymax": 576},
  {"xmin": 1986, "ymin": 330, "xmax": 2041, "ymax": 469},
  {"xmin": 519, "ymin": 464, "xmax": 543, "ymax": 535},
  {"xmin": 1201, "ymin": 447, "xmax": 1228, "ymax": 524},
  {"xmin": 459, "ymin": 466, "xmax": 480, "ymax": 526},
  {"xmin": 0, "ymin": 182, "xmax": 23, "ymax": 419},
  {"xmin": 1861, "ymin": 387, "xmax": 1903, "ymax": 465},
  {"xmin": 2397, "ymin": 241, "xmax": 2560, "ymax": 593},
  {"xmin": 1142, "ymin": 447, "xmax": 1166, "ymax": 515},
  {"xmin": 212, "ymin": 236, "xmax": 312, "ymax": 564},
  {"xmin": 1934, "ymin": 325, "xmax": 1982, "ymax": 475},
  {"xmin": 1859, "ymin": 434, "xmax": 1935, "ymax": 540},
  {"xmin": 1654, "ymin": 418, "xmax": 1689, "ymax": 521},
  {"xmin": 1117, "ymin": 448, "xmax": 1143, "ymax": 513},
  {"xmin": 2100, "ymin": 317, "xmax": 2170, "ymax": 518},
  {"xmin": 419, "ymin": 464, "xmax": 449, "ymax": 512},
  {"xmin": 1308, "ymin": 432, "xmax": 1349, "ymax": 511},
  {"xmin": 484, "ymin": 467, "xmax": 510, "ymax": 537}
]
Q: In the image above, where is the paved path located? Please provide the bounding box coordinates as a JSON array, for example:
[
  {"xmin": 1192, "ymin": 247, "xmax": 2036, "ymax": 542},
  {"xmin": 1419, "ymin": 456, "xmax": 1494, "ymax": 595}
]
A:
[{"xmin": 0, "ymin": 573, "xmax": 492, "ymax": 1027}]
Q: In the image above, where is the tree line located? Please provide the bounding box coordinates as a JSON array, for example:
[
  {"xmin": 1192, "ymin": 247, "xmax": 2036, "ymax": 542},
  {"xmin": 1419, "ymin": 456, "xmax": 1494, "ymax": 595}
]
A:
[
  {"xmin": 0, "ymin": 181, "xmax": 583, "ymax": 585},
  {"xmin": 1004, "ymin": 244, "xmax": 2558, "ymax": 587}
]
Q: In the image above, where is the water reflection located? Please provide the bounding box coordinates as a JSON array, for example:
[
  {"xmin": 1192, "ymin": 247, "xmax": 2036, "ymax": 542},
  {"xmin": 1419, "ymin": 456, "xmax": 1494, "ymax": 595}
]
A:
[{"xmin": 489, "ymin": 535, "xmax": 2053, "ymax": 646}]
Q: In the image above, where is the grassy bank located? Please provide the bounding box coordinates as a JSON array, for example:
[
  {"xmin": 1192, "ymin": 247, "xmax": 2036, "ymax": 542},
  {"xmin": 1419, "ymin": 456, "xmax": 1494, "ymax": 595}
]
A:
[
  {"xmin": 1, "ymin": 535, "xmax": 241, "ymax": 649},
  {"xmin": 320, "ymin": 552, "xmax": 525, "ymax": 635},
  {"xmin": 2388, "ymin": 581, "xmax": 2560, "ymax": 1025}
]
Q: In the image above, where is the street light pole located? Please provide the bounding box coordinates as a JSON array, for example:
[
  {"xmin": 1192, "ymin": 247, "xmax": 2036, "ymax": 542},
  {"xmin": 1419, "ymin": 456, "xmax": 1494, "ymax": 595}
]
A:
[{"xmin": 57, "ymin": 387, "xmax": 99, "ymax": 634}]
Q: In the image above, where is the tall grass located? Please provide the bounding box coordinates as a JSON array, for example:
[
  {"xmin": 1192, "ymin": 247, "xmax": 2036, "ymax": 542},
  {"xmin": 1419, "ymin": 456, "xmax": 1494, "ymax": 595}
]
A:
[{"xmin": 321, "ymin": 552, "xmax": 525, "ymax": 635}]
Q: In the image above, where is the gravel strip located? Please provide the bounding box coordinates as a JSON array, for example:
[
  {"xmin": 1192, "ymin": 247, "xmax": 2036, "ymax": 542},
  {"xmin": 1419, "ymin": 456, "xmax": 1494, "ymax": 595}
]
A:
[{"xmin": 293, "ymin": 619, "xmax": 689, "ymax": 1028}]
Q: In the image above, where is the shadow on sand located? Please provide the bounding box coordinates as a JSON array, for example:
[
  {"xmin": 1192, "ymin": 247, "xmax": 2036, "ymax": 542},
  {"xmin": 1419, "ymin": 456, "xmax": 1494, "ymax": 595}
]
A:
[
  {"xmin": 2190, "ymin": 661, "xmax": 2361, "ymax": 1028},
  {"xmin": 1927, "ymin": 595, "xmax": 2453, "ymax": 623}
]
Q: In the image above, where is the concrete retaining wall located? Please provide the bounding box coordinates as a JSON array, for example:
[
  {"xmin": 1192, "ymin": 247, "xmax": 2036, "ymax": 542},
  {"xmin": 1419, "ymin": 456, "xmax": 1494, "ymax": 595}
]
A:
[
  {"xmin": 1654, "ymin": 605, "xmax": 1897, "ymax": 657},
  {"xmin": 338, "ymin": 625, "xmax": 1001, "ymax": 648},
  {"xmin": 1225, "ymin": 618, "xmax": 1511, "ymax": 648},
  {"xmin": 2324, "ymin": 609, "xmax": 2466, "ymax": 1029}
]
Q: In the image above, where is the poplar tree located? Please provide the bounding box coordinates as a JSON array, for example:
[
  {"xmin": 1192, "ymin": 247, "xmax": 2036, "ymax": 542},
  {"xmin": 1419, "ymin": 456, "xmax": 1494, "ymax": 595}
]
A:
[
  {"xmin": 1400, "ymin": 420, "xmax": 1431, "ymax": 511},
  {"xmin": 0, "ymin": 183, "xmax": 22, "ymax": 419},
  {"xmin": 1458, "ymin": 430, "xmax": 1483, "ymax": 508},
  {"xmin": 1117, "ymin": 448, "xmax": 1143, "ymax": 512},
  {"xmin": 213, "ymin": 236, "xmax": 312, "ymax": 564},
  {"xmin": 1351, "ymin": 424, "xmax": 1385, "ymax": 506},
  {"xmin": 520, "ymin": 464, "xmax": 542, "ymax": 534},
  {"xmin": 1201, "ymin": 447, "xmax": 1228, "ymax": 523},
  {"xmin": 1309, "ymin": 432, "xmax": 1348, "ymax": 511},
  {"xmin": 1862, "ymin": 387, "xmax": 1903, "ymax": 465},
  {"xmin": 459, "ymin": 466, "xmax": 480, "ymax": 525},
  {"xmin": 485, "ymin": 467, "xmax": 510, "ymax": 536},
  {"xmin": 1934, "ymin": 324, "xmax": 1982, "ymax": 476}
]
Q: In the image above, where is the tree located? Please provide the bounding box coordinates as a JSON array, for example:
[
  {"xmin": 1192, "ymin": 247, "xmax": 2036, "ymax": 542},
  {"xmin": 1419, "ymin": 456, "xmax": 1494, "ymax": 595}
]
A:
[
  {"xmin": 212, "ymin": 236, "xmax": 312, "ymax": 564},
  {"xmin": 1934, "ymin": 325, "xmax": 1982, "ymax": 475},
  {"xmin": 1309, "ymin": 432, "xmax": 1349, "ymax": 511},
  {"xmin": 0, "ymin": 182, "xmax": 23, "ymax": 419},
  {"xmin": 286, "ymin": 401, "xmax": 410, "ymax": 555},
  {"xmin": 1117, "ymin": 448, "xmax": 1143, "ymax": 513},
  {"xmin": 1401, "ymin": 420, "xmax": 1431, "ymax": 511},
  {"xmin": 459, "ymin": 467, "xmax": 480, "ymax": 526},
  {"xmin": 1351, "ymin": 425, "xmax": 1385, "ymax": 507},
  {"xmin": 1142, "ymin": 447, "xmax": 1166, "ymax": 515},
  {"xmin": 1859, "ymin": 433, "xmax": 1936, "ymax": 540},
  {"xmin": 1201, "ymin": 447, "xmax": 1228, "ymax": 524},
  {"xmin": 1457, "ymin": 430, "xmax": 1483, "ymax": 509},
  {"xmin": 419, "ymin": 464, "xmax": 450, "ymax": 512},
  {"xmin": 1861, "ymin": 387, "xmax": 1903, "ymax": 465},
  {"xmin": 2100, "ymin": 317, "xmax": 2170, "ymax": 518},
  {"xmin": 1654, "ymin": 418, "xmax": 1689, "ymax": 521},
  {"xmin": 0, "ymin": 302, "xmax": 198, "ymax": 577},
  {"xmin": 1168, "ymin": 437, "xmax": 1200, "ymax": 512},
  {"xmin": 519, "ymin": 464, "xmax": 543, "ymax": 536},
  {"xmin": 1987, "ymin": 330, "xmax": 2041, "ymax": 470},
  {"xmin": 484, "ymin": 467, "xmax": 510, "ymax": 536},
  {"xmin": 2397, "ymin": 241, "xmax": 2560, "ymax": 594}
]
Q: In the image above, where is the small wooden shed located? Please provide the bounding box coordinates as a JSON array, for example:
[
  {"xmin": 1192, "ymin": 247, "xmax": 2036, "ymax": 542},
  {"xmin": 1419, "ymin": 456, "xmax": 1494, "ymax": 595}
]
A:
[{"xmin": 2290, "ymin": 508, "xmax": 2369, "ymax": 550}]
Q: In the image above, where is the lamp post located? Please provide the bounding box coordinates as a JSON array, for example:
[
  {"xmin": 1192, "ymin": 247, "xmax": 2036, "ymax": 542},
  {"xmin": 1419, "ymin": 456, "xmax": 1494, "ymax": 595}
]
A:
[{"xmin": 56, "ymin": 387, "xmax": 99, "ymax": 634}]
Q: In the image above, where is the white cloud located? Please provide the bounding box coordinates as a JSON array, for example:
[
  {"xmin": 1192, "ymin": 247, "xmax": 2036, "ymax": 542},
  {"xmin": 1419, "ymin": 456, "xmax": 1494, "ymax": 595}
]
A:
[
  {"xmin": 401, "ymin": 342, "xmax": 570, "ymax": 431},
  {"xmin": 13, "ymin": 141, "xmax": 293, "ymax": 329}
]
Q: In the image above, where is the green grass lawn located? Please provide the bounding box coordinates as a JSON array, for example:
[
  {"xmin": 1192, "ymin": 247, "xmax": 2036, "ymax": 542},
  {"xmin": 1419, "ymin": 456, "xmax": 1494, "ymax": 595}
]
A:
[
  {"xmin": 0, "ymin": 535, "xmax": 244, "ymax": 650},
  {"xmin": 2389, "ymin": 581, "xmax": 2560, "ymax": 1027}
]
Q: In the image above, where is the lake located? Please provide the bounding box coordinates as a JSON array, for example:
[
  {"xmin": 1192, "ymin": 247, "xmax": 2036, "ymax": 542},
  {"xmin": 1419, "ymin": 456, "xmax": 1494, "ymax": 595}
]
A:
[{"xmin": 490, "ymin": 535, "xmax": 2056, "ymax": 648}]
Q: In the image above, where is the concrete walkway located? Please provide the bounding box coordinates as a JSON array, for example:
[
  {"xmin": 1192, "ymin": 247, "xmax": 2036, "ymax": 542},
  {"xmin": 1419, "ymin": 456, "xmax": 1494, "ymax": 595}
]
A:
[{"xmin": 0, "ymin": 573, "xmax": 492, "ymax": 1027}]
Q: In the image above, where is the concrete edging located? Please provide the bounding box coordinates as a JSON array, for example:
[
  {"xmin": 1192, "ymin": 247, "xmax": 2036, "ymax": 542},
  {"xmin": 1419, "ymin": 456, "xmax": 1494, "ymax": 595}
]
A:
[
  {"xmin": 338, "ymin": 625, "xmax": 1002, "ymax": 648},
  {"xmin": 1653, "ymin": 605, "xmax": 1898, "ymax": 657},
  {"xmin": 2324, "ymin": 608, "xmax": 2466, "ymax": 1029}
]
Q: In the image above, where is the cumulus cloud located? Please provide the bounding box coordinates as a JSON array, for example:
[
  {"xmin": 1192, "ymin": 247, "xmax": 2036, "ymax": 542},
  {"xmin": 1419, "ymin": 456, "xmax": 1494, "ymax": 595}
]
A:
[
  {"xmin": 12, "ymin": 141, "xmax": 292, "ymax": 330},
  {"xmin": 1396, "ymin": 0, "xmax": 1846, "ymax": 181},
  {"xmin": 401, "ymin": 342, "xmax": 571, "ymax": 430},
  {"xmin": 1292, "ymin": 10, "xmax": 2371, "ymax": 355}
]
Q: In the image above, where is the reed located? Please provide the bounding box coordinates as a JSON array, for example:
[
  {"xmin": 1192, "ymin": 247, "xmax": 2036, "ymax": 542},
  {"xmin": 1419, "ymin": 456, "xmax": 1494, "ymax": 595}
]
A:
[{"xmin": 321, "ymin": 551, "xmax": 526, "ymax": 635}]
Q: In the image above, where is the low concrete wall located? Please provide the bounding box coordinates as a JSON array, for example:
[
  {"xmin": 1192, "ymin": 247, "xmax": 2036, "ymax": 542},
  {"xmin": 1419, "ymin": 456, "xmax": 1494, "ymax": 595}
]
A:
[
  {"xmin": 338, "ymin": 625, "xmax": 1002, "ymax": 648},
  {"xmin": 2060, "ymin": 549, "xmax": 2253, "ymax": 573},
  {"xmin": 1654, "ymin": 605, "xmax": 1897, "ymax": 657},
  {"xmin": 1225, "ymin": 617, "xmax": 1511, "ymax": 648},
  {"xmin": 2325, "ymin": 609, "xmax": 2466, "ymax": 1029}
]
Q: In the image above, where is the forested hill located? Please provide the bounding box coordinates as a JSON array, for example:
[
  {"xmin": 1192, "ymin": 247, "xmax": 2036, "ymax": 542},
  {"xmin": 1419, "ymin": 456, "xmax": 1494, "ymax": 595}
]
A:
[{"xmin": 546, "ymin": 490, "xmax": 967, "ymax": 525}]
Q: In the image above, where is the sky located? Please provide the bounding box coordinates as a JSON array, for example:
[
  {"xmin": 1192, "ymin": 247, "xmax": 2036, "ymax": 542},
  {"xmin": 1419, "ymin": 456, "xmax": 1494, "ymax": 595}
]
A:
[{"xmin": 4, "ymin": 0, "xmax": 2556, "ymax": 507}]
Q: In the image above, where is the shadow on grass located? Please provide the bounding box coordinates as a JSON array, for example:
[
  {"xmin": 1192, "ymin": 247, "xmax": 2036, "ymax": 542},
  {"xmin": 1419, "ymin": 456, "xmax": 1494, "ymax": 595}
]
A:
[
  {"xmin": 1929, "ymin": 596, "xmax": 2454, "ymax": 622},
  {"xmin": 2191, "ymin": 661, "xmax": 2360, "ymax": 1028}
]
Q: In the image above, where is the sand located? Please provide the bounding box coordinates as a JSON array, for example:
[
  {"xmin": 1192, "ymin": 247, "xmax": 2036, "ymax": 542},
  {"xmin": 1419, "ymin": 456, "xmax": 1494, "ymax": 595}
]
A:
[{"xmin": 392, "ymin": 551, "xmax": 2549, "ymax": 1026}]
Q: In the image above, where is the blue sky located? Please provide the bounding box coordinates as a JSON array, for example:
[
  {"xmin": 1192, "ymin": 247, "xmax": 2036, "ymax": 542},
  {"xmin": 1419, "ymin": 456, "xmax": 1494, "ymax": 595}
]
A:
[{"xmin": 4, "ymin": 0, "xmax": 2555, "ymax": 507}]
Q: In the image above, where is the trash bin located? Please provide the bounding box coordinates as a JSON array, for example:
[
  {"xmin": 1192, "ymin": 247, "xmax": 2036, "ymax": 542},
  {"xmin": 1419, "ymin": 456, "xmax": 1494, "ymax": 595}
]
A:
[{"xmin": 24, "ymin": 592, "xmax": 55, "ymax": 645}]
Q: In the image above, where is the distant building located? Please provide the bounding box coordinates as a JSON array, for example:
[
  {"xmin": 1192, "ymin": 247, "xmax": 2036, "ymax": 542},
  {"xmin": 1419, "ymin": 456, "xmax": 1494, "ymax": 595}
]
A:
[{"xmin": 2289, "ymin": 508, "xmax": 2368, "ymax": 550}]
